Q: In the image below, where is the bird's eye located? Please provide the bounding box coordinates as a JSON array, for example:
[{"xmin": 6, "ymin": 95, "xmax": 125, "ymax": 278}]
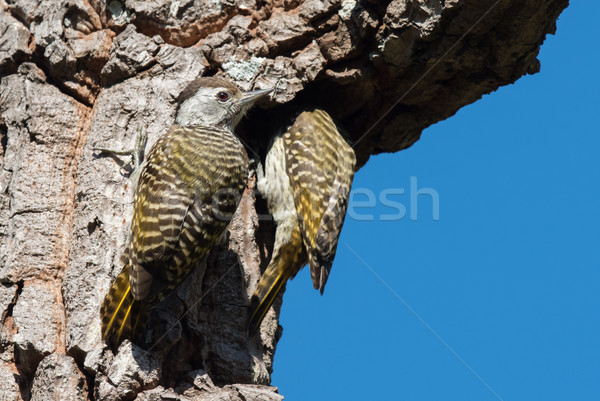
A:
[{"xmin": 216, "ymin": 91, "xmax": 230, "ymax": 102}]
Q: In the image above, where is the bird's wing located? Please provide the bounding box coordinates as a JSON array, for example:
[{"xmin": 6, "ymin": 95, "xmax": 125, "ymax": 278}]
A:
[
  {"xmin": 128, "ymin": 125, "xmax": 247, "ymax": 301},
  {"xmin": 283, "ymin": 109, "xmax": 356, "ymax": 293},
  {"xmin": 127, "ymin": 126, "xmax": 197, "ymax": 300}
]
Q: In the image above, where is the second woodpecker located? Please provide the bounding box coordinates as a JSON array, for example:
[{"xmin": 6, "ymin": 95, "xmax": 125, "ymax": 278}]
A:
[
  {"xmin": 248, "ymin": 109, "xmax": 356, "ymax": 334},
  {"xmin": 100, "ymin": 77, "xmax": 271, "ymax": 347}
]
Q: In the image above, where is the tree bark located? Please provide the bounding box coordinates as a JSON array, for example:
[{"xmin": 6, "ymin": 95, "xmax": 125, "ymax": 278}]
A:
[{"xmin": 0, "ymin": 0, "xmax": 568, "ymax": 399}]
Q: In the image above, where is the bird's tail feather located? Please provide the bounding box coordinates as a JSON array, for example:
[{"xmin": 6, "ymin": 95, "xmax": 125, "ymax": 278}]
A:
[
  {"xmin": 100, "ymin": 265, "xmax": 149, "ymax": 347},
  {"xmin": 247, "ymin": 258, "xmax": 293, "ymax": 336}
]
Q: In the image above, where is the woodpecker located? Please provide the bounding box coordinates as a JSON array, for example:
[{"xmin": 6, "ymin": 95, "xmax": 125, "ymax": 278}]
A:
[
  {"xmin": 100, "ymin": 77, "xmax": 271, "ymax": 347},
  {"xmin": 248, "ymin": 109, "xmax": 356, "ymax": 335}
]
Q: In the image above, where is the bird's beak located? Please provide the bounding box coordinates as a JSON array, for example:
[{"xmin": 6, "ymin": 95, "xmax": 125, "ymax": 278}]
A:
[{"xmin": 239, "ymin": 87, "xmax": 273, "ymax": 107}]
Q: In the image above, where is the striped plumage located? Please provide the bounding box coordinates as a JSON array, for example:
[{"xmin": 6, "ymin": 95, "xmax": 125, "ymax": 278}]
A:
[
  {"xmin": 248, "ymin": 109, "xmax": 356, "ymax": 335},
  {"xmin": 101, "ymin": 77, "xmax": 271, "ymax": 346}
]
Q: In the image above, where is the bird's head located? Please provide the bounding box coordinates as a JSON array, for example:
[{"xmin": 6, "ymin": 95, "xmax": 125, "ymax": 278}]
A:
[{"xmin": 175, "ymin": 77, "xmax": 272, "ymax": 129}]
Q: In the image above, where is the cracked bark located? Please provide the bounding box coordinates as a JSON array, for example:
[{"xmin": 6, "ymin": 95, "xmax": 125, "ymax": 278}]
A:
[{"xmin": 0, "ymin": 0, "xmax": 568, "ymax": 400}]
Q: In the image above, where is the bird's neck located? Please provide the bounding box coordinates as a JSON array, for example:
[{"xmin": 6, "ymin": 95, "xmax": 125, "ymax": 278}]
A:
[{"xmin": 179, "ymin": 121, "xmax": 236, "ymax": 135}]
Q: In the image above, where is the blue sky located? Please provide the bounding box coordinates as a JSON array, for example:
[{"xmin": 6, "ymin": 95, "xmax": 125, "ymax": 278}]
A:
[{"xmin": 272, "ymin": 3, "xmax": 600, "ymax": 400}]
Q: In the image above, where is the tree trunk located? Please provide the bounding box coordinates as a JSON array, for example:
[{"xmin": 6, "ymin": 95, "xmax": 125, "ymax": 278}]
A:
[{"xmin": 0, "ymin": 0, "xmax": 568, "ymax": 399}]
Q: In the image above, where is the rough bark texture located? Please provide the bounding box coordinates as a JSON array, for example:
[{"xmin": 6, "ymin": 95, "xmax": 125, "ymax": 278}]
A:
[{"xmin": 0, "ymin": 0, "xmax": 568, "ymax": 399}]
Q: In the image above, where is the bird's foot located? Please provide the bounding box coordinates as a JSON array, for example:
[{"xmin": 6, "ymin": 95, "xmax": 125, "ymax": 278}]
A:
[{"xmin": 94, "ymin": 126, "xmax": 148, "ymax": 175}]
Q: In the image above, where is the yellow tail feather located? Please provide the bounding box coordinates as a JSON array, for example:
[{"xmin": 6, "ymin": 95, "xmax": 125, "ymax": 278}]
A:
[
  {"xmin": 247, "ymin": 259, "xmax": 293, "ymax": 336},
  {"xmin": 100, "ymin": 265, "xmax": 148, "ymax": 347}
]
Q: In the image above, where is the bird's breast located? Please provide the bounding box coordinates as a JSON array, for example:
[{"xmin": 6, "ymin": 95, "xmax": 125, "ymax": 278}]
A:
[{"xmin": 258, "ymin": 135, "xmax": 296, "ymax": 225}]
